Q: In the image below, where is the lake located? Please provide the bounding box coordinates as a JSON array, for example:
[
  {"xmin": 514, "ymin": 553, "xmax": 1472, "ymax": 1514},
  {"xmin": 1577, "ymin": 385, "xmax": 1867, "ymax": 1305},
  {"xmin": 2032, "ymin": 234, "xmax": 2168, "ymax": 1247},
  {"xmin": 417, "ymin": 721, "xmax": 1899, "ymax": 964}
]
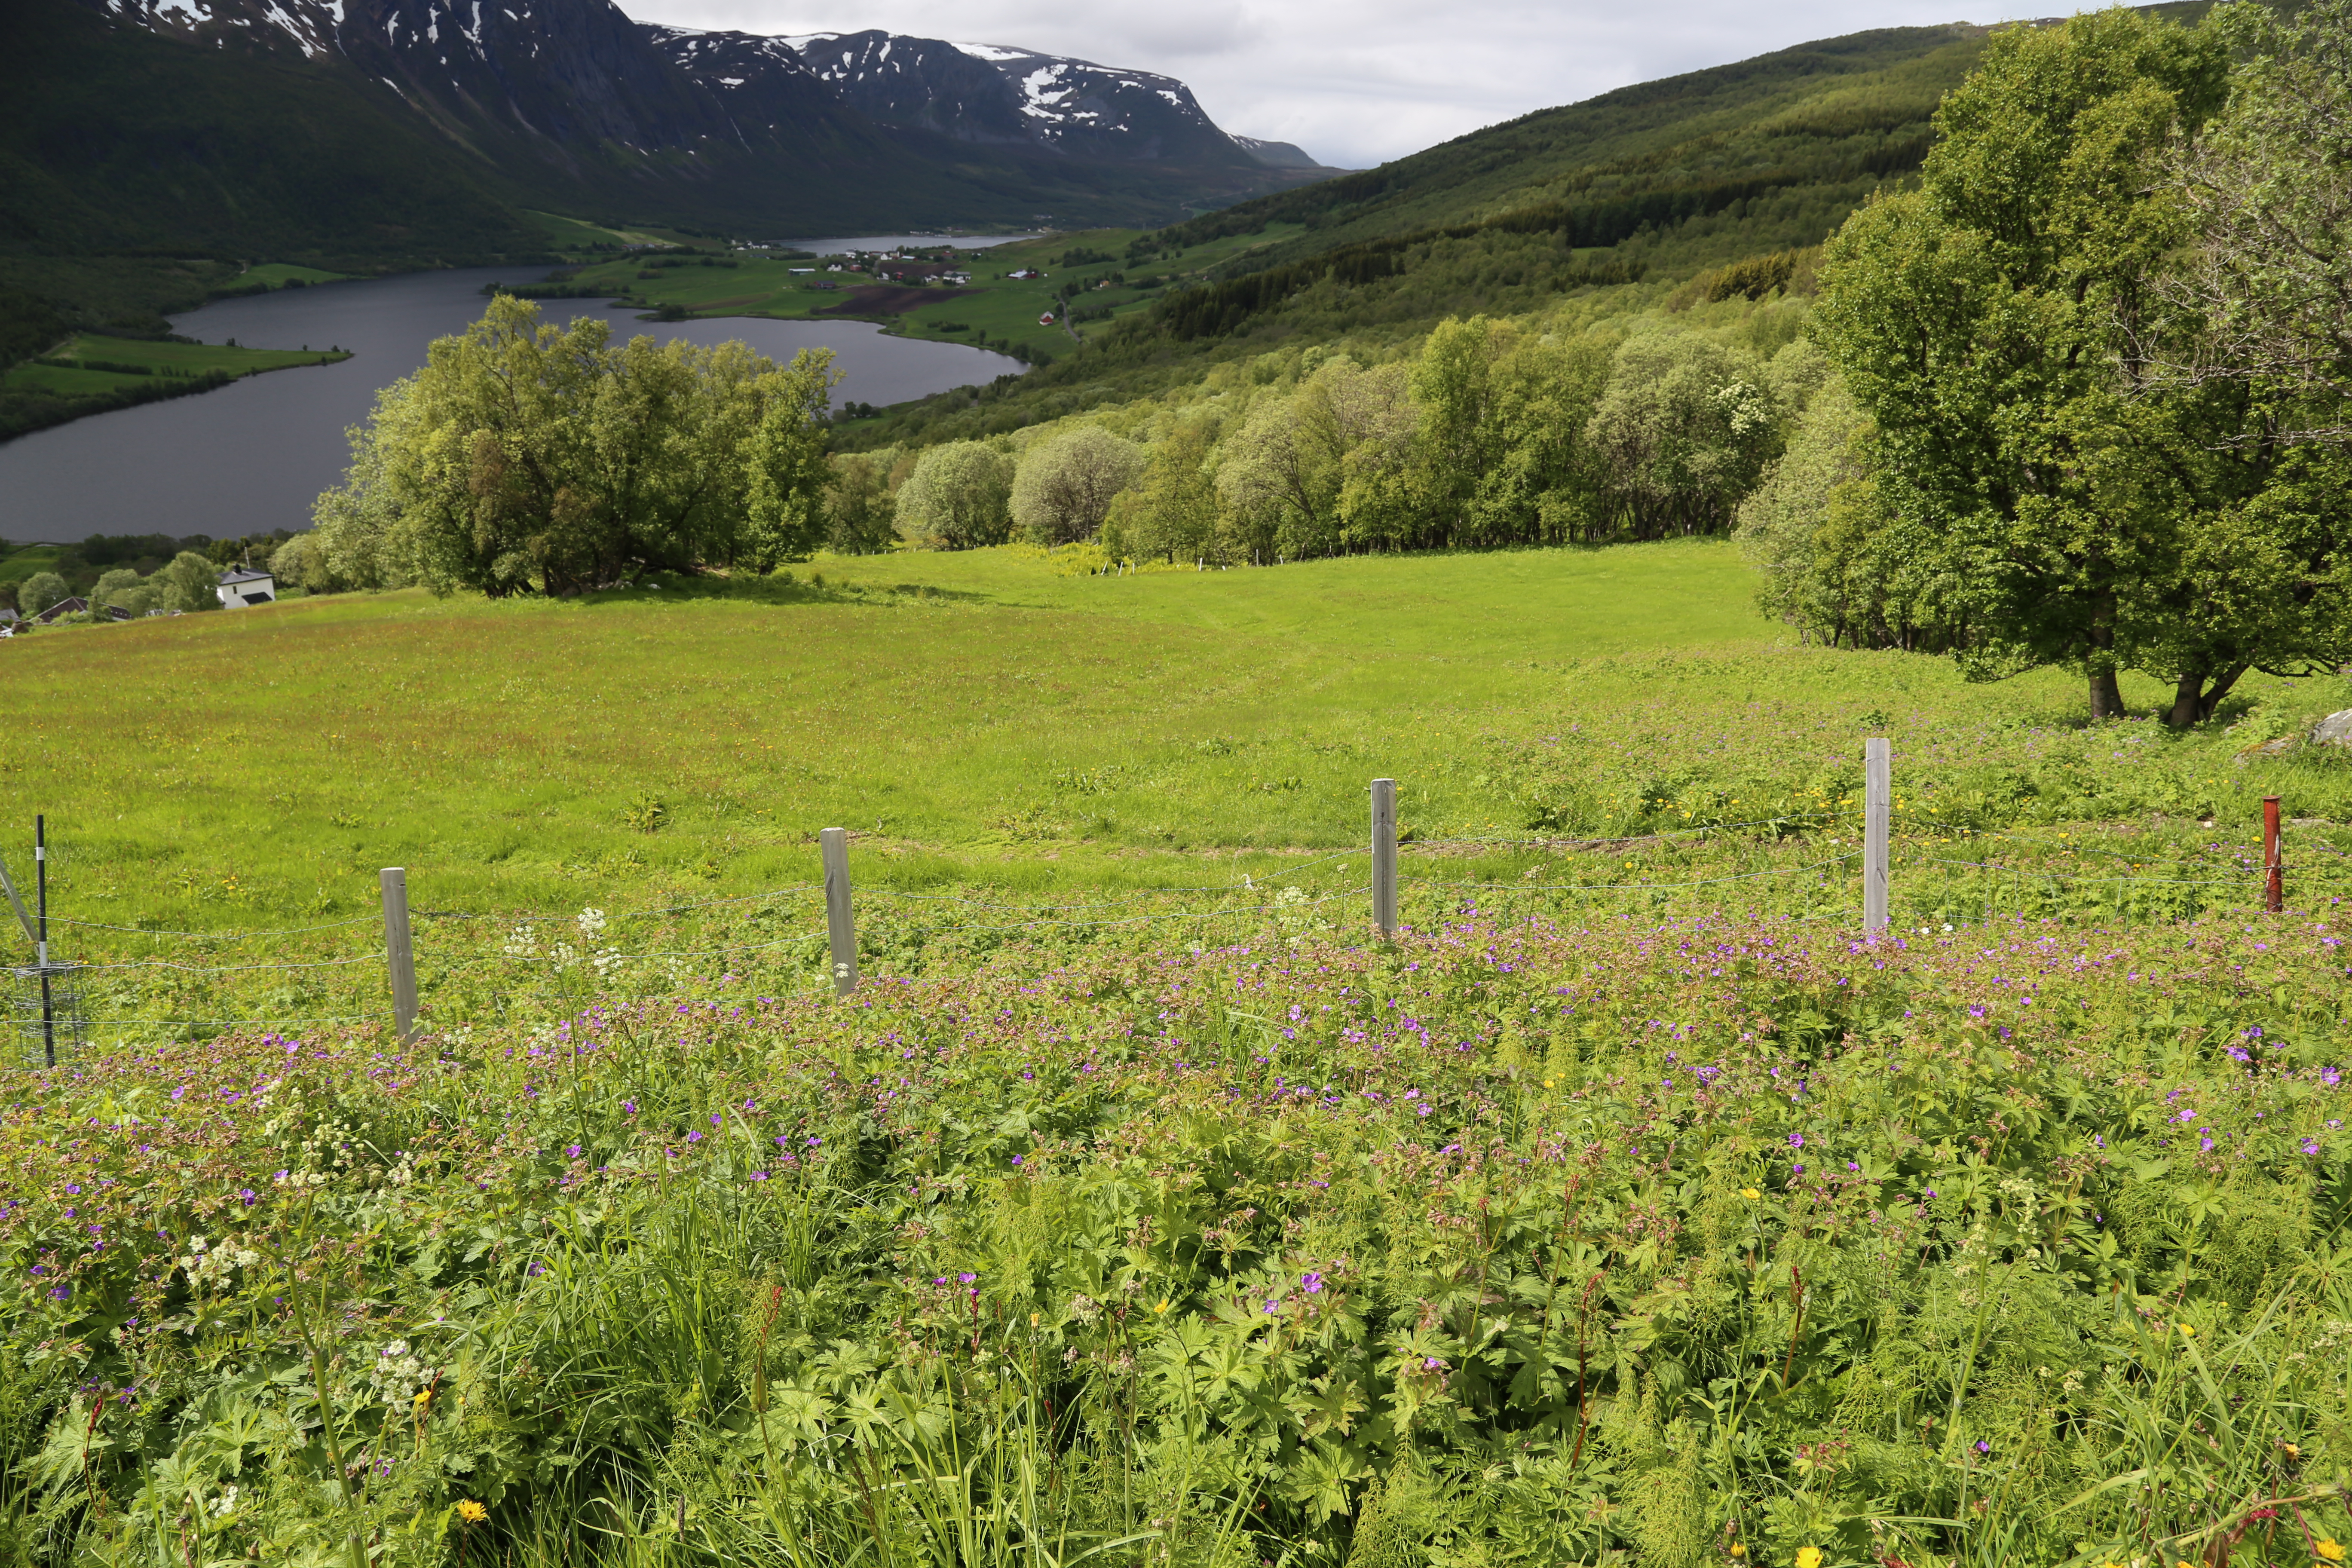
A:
[
  {"xmin": 780, "ymin": 233, "xmax": 1039, "ymax": 253},
  {"xmin": 0, "ymin": 266, "xmax": 1023, "ymax": 545}
]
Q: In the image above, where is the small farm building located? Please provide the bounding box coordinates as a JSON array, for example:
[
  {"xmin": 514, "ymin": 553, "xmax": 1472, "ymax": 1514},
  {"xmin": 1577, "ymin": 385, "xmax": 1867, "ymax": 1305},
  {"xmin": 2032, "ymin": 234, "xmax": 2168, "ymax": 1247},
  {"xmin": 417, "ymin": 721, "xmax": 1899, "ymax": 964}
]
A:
[{"xmin": 217, "ymin": 569, "xmax": 275, "ymax": 608}]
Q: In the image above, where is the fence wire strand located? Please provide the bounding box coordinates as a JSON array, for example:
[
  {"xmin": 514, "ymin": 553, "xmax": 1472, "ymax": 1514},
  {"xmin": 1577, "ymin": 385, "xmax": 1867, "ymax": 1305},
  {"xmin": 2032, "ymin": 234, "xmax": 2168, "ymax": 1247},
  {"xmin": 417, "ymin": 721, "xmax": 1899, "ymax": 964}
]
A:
[{"xmin": 18, "ymin": 791, "xmax": 2346, "ymax": 1048}]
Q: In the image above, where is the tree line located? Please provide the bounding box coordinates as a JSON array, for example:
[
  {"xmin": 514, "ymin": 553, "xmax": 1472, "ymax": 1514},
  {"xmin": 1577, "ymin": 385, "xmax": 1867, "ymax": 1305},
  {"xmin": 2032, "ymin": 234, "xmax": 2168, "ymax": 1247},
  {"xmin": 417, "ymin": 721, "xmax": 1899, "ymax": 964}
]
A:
[
  {"xmin": 1755, "ymin": 0, "xmax": 2352, "ymax": 725},
  {"xmin": 306, "ymin": 1, "xmax": 2352, "ymax": 727},
  {"xmin": 308, "ymin": 298, "xmax": 839, "ymax": 596}
]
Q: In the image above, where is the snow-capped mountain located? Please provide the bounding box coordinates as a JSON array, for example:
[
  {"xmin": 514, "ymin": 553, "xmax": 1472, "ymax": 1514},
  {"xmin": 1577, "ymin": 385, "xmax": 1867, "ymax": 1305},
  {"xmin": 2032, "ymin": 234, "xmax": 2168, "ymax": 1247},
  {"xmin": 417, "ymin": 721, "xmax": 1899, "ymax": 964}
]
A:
[
  {"xmin": 53, "ymin": 0, "xmax": 1335, "ymax": 242},
  {"xmin": 648, "ymin": 27, "xmax": 1265, "ymax": 165},
  {"xmin": 80, "ymin": 0, "xmax": 1298, "ymax": 170}
]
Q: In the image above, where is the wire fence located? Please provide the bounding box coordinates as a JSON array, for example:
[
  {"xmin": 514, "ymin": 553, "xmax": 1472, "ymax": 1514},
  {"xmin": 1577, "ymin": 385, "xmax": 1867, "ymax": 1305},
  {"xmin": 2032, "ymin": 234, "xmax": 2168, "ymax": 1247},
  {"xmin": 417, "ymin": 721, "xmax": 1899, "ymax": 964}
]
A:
[{"xmin": 4, "ymin": 760, "xmax": 2340, "ymax": 1056}]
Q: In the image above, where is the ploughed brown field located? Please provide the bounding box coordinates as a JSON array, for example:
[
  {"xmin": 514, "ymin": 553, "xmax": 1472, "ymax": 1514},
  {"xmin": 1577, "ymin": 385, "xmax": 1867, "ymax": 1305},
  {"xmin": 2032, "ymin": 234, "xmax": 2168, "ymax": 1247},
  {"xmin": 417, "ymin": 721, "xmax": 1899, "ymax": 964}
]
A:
[{"xmin": 818, "ymin": 284, "xmax": 979, "ymax": 315}]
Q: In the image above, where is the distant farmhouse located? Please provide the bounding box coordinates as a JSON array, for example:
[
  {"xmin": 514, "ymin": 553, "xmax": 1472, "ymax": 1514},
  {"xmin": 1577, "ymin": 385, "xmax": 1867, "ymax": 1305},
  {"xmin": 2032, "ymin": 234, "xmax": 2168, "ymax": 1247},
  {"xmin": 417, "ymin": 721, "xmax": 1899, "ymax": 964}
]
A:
[
  {"xmin": 217, "ymin": 568, "xmax": 275, "ymax": 608},
  {"xmin": 31, "ymin": 597, "xmax": 88, "ymax": 625}
]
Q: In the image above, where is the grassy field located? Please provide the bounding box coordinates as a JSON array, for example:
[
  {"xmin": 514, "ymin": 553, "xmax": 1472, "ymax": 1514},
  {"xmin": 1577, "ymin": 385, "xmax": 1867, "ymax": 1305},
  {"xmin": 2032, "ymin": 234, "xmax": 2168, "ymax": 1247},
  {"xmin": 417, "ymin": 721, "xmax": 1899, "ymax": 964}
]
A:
[
  {"xmin": 6, "ymin": 540, "xmax": 2352, "ymax": 1567},
  {"xmin": 222, "ymin": 263, "xmax": 356, "ymax": 293},
  {"xmin": 0, "ymin": 538, "xmax": 2346, "ymax": 1029},
  {"xmin": 527, "ymin": 226, "xmax": 1307, "ymax": 365},
  {"xmin": 0, "ymin": 333, "xmax": 352, "ymax": 413},
  {"xmin": 0, "ymin": 543, "xmax": 66, "ymax": 589}
]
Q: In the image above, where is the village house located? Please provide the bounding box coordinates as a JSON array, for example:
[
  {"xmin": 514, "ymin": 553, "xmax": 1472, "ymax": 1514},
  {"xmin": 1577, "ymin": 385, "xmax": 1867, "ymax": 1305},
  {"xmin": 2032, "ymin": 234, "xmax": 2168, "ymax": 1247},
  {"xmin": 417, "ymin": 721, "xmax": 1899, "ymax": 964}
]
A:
[
  {"xmin": 217, "ymin": 568, "xmax": 275, "ymax": 608},
  {"xmin": 31, "ymin": 597, "xmax": 88, "ymax": 625}
]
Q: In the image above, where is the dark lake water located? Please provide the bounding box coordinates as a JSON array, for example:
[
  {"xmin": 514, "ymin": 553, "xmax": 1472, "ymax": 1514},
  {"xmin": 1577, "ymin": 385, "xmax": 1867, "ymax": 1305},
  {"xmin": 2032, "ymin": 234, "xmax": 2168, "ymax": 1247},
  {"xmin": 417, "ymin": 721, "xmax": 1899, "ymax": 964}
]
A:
[
  {"xmin": 0, "ymin": 266, "xmax": 1023, "ymax": 544},
  {"xmin": 781, "ymin": 233, "xmax": 1038, "ymax": 253}
]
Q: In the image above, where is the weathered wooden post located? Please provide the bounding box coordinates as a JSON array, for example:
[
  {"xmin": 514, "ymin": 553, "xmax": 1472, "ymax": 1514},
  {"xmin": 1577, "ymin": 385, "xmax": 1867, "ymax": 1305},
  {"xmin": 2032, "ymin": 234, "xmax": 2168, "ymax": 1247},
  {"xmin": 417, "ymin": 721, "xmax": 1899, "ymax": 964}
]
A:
[
  {"xmin": 379, "ymin": 867, "xmax": 418, "ymax": 1043},
  {"xmin": 821, "ymin": 827, "xmax": 858, "ymax": 995},
  {"xmin": 1864, "ymin": 739, "xmax": 1890, "ymax": 934},
  {"xmin": 2264, "ymin": 796, "xmax": 2284, "ymax": 913},
  {"xmin": 1371, "ymin": 778, "xmax": 1397, "ymax": 940}
]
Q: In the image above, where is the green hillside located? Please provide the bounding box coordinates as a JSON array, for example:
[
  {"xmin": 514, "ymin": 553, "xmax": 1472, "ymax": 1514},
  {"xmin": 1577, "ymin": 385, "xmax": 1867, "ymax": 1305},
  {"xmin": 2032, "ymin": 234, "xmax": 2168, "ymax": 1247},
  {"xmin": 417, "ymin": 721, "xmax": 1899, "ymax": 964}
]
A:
[
  {"xmin": 845, "ymin": 28, "xmax": 1997, "ymax": 446},
  {"xmin": 1152, "ymin": 27, "xmax": 1976, "ymax": 264},
  {"xmin": 851, "ymin": 7, "xmax": 2225, "ymax": 448}
]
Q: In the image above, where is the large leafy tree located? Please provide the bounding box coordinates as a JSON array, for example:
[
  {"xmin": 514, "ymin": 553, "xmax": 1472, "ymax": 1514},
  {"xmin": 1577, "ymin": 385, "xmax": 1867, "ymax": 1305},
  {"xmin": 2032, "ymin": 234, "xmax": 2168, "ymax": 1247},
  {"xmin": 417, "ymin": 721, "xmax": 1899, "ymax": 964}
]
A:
[
  {"xmin": 312, "ymin": 297, "xmax": 837, "ymax": 595},
  {"xmin": 2161, "ymin": 0, "xmax": 2352, "ymax": 438},
  {"xmin": 1583, "ymin": 333, "xmax": 1781, "ymax": 540},
  {"xmin": 892, "ymin": 441, "xmax": 1014, "ymax": 550},
  {"xmin": 1009, "ymin": 426, "xmax": 1145, "ymax": 546},
  {"xmin": 1811, "ymin": 9, "xmax": 2303, "ymax": 724}
]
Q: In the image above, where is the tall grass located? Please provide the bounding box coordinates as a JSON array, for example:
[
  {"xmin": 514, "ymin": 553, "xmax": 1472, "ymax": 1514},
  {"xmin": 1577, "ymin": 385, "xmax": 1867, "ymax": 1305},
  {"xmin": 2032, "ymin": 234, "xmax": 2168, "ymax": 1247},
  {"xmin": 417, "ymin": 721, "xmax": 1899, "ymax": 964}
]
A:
[{"xmin": 7, "ymin": 904, "xmax": 2352, "ymax": 1565}]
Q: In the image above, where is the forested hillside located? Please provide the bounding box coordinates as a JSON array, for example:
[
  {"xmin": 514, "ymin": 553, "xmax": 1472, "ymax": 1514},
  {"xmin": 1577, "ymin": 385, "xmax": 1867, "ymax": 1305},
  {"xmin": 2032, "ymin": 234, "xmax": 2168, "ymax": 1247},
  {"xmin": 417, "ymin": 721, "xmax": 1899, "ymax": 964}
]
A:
[
  {"xmin": 844, "ymin": 27, "xmax": 1992, "ymax": 447},
  {"xmin": 854, "ymin": 8, "xmax": 2217, "ymax": 449}
]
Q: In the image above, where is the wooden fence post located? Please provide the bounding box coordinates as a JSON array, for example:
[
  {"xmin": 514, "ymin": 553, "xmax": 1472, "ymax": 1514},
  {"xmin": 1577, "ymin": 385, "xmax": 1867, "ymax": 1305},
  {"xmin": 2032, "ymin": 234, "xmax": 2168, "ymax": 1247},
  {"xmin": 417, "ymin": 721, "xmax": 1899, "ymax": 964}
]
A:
[
  {"xmin": 1371, "ymin": 778, "xmax": 1397, "ymax": 940},
  {"xmin": 821, "ymin": 828, "xmax": 858, "ymax": 995},
  {"xmin": 379, "ymin": 868, "xmax": 418, "ymax": 1043},
  {"xmin": 1864, "ymin": 739, "xmax": 1891, "ymax": 934},
  {"xmin": 2264, "ymin": 796, "xmax": 2284, "ymax": 913}
]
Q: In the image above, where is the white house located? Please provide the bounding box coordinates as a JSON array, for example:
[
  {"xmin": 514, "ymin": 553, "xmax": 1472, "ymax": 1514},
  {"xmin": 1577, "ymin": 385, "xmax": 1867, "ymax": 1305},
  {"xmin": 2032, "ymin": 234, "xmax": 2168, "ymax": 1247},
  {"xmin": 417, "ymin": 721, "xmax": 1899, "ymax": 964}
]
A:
[{"xmin": 217, "ymin": 568, "xmax": 275, "ymax": 608}]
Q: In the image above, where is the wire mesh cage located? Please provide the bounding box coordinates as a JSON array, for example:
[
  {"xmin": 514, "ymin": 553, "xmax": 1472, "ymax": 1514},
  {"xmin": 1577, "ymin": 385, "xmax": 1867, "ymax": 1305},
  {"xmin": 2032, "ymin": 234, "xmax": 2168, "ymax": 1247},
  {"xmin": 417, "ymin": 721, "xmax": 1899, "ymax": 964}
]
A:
[{"xmin": 10, "ymin": 963, "xmax": 87, "ymax": 1066}]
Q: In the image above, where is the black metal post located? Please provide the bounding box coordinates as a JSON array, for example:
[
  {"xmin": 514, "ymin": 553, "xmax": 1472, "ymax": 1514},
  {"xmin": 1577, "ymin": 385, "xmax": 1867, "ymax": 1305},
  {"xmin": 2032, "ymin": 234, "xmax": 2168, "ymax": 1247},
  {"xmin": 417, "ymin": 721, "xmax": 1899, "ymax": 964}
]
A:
[{"xmin": 36, "ymin": 816, "xmax": 53, "ymax": 1068}]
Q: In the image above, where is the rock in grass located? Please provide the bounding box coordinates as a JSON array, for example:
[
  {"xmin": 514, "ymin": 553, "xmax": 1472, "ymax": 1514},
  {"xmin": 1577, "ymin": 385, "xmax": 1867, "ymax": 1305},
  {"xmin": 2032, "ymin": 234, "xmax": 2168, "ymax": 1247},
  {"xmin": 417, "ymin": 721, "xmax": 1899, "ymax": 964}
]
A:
[{"xmin": 2314, "ymin": 707, "xmax": 2352, "ymax": 748}]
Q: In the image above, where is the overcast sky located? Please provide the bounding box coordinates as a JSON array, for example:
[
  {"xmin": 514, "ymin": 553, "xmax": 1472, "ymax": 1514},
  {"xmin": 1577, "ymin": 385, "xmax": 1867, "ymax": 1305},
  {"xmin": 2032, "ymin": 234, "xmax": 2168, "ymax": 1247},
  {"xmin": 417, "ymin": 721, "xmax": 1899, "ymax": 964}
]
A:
[{"xmin": 628, "ymin": 0, "xmax": 2056, "ymax": 168}]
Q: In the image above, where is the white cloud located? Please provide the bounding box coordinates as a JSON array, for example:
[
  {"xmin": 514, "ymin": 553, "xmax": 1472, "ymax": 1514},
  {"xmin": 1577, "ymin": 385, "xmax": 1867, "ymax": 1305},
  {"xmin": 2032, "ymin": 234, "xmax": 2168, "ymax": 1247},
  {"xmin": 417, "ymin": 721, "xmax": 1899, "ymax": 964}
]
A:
[{"xmin": 626, "ymin": 0, "xmax": 2059, "ymax": 168}]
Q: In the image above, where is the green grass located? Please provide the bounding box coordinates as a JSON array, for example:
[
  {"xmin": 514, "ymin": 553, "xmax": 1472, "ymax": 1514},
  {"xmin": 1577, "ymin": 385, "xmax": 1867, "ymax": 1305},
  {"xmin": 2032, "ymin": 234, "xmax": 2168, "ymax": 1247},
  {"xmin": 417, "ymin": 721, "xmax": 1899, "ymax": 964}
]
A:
[
  {"xmin": 4, "ymin": 538, "xmax": 2351, "ymax": 1566},
  {"xmin": 529, "ymin": 225, "xmax": 1317, "ymax": 371},
  {"xmin": 7, "ymin": 331, "xmax": 350, "ymax": 390},
  {"xmin": 523, "ymin": 210, "xmax": 683, "ymax": 251},
  {"xmin": 9, "ymin": 860, "xmax": 2352, "ymax": 1567},
  {"xmin": 224, "ymin": 262, "xmax": 355, "ymax": 291},
  {"xmin": 0, "ymin": 542, "xmax": 65, "ymax": 586},
  {"xmin": 2, "ymin": 539, "xmax": 2346, "ymax": 958}
]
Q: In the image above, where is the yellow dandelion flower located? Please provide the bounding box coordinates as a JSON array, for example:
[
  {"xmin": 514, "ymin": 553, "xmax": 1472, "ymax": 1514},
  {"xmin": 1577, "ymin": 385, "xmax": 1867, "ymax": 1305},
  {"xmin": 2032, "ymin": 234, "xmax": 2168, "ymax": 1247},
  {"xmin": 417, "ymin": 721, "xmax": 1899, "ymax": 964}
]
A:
[
  {"xmin": 2317, "ymin": 1540, "xmax": 2346, "ymax": 1563},
  {"xmin": 1741, "ymin": 1188, "xmax": 1760, "ymax": 1200},
  {"xmin": 1796, "ymin": 1548, "xmax": 1824, "ymax": 1568},
  {"xmin": 456, "ymin": 1500, "xmax": 488, "ymax": 1525},
  {"xmin": 2177, "ymin": 1323, "xmax": 2196, "ymax": 1339},
  {"xmin": 1155, "ymin": 1299, "xmax": 1171, "ymax": 1314}
]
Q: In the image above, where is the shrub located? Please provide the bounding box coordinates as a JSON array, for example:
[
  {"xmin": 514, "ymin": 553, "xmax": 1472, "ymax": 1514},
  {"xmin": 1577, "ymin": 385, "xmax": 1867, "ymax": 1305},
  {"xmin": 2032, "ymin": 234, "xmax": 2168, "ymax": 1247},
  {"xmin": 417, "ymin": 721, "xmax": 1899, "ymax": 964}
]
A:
[
  {"xmin": 894, "ymin": 441, "xmax": 1014, "ymax": 549},
  {"xmin": 1009, "ymin": 426, "xmax": 1144, "ymax": 545}
]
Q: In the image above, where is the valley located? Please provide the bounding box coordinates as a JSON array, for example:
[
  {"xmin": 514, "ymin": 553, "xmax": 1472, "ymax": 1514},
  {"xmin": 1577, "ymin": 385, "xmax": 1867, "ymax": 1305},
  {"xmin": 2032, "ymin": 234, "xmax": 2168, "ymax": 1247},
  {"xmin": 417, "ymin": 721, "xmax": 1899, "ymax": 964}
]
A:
[{"xmin": 7, "ymin": 1, "xmax": 2352, "ymax": 1564}]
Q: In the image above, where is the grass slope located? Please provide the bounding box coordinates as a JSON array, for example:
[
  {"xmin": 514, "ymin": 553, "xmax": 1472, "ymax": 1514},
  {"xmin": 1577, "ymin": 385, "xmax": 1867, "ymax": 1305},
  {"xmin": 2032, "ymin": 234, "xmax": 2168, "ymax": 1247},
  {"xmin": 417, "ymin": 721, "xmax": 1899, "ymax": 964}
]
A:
[
  {"xmin": 0, "ymin": 543, "xmax": 2343, "ymax": 983},
  {"xmin": 1, "ymin": 541, "xmax": 2351, "ymax": 1566},
  {"xmin": 0, "ymin": 333, "xmax": 351, "ymax": 442}
]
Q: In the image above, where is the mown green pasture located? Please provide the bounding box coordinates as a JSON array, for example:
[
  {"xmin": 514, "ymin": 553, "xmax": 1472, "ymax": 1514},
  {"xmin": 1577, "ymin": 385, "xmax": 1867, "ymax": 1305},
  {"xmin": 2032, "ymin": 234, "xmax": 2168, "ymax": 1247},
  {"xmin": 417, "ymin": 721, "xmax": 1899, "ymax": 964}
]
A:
[
  {"xmin": 0, "ymin": 333, "xmax": 349, "ymax": 398},
  {"xmin": 224, "ymin": 263, "xmax": 355, "ymax": 291},
  {"xmin": 0, "ymin": 539, "xmax": 2346, "ymax": 1032}
]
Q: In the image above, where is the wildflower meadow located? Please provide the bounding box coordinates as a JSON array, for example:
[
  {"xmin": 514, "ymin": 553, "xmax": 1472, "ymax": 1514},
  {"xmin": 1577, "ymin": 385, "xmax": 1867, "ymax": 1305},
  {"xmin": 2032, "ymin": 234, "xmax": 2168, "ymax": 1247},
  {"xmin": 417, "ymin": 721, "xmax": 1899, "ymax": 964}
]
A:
[
  {"xmin": 3, "ymin": 545, "xmax": 2352, "ymax": 1566},
  {"xmin": 6, "ymin": 902, "xmax": 2352, "ymax": 1567}
]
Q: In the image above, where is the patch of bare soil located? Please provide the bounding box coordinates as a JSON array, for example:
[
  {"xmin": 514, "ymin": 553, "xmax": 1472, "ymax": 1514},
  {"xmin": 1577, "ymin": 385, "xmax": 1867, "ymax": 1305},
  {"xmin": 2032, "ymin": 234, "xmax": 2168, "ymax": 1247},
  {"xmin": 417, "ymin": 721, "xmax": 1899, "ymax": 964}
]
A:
[{"xmin": 818, "ymin": 286, "xmax": 980, "ymax": 316}]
